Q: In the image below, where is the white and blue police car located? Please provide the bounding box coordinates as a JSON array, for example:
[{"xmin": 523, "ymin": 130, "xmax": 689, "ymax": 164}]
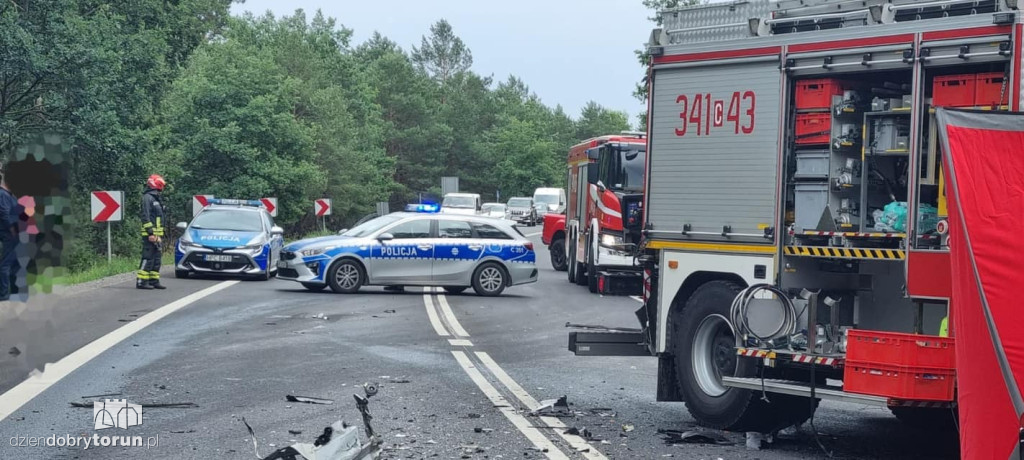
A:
[
  {"xmin": 276, "ymin": 204, "xmax": 538, "ymax": 296},
  {"xmin": 174, "ymin": 199, "xmax": 284, "ymax": 280}
]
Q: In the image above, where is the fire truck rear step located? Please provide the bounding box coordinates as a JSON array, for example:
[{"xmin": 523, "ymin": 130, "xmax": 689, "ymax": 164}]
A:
[
  {"xmin": 568, "ymin": 330, "xmax": 650, "ymax": 356},
  {"xmin": 722, "ymin": 376, "xmax": 889, "ymax": 407}
]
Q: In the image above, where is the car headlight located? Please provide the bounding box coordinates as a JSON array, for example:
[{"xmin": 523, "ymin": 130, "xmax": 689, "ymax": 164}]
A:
[
  {"xmin": 300, "ymin": 246, "xmax": 335, "ymax": 257},
  {"xmin": 180, "ymin": 240, "xmax": 201, "ymax": 249},
  {"xmin": 599, "ymin": 233, "xmax": 625, "ymax": 248},
  {"xmin": 242, "ymin": 243, "xmax": 264, "ymax": 253}
]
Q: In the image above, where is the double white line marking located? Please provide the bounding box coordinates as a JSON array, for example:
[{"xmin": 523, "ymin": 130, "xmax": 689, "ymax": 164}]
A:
[{"xmin": 422, "ymin": 287, "xmax": 606, "ymax": 459}]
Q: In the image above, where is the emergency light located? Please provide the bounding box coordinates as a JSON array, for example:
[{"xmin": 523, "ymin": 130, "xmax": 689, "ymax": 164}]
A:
[
  {"xmin": 405, "ymin": 203, "xmax": 440, "ymax": 213},
  {"xmin": 208, "ymin": 198, "xmax": 264, "ymax": 207}
]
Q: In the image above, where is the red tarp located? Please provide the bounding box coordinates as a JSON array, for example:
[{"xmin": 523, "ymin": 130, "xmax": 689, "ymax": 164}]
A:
[{"xmin": 937, "ymin": 109, "xmax": 1024, "ymax": 460}]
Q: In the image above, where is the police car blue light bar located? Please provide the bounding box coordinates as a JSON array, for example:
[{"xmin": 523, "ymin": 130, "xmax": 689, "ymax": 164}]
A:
[
  {"xmin": 405, "ymin": 203, "xmax": 440, "ymax": 213},
  {"xmin": 208, "ymin": 198, "xmax": 264, "ymax": 207}
]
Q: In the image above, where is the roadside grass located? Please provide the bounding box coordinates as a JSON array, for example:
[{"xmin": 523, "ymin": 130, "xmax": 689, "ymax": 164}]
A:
[{"xmin": 56, "ymin": 253, "xmax": 175, "ymax": 286}]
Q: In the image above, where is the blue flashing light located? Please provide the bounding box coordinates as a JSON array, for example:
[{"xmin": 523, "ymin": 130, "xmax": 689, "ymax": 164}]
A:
[
  {"xmin": 208, "ymin": 198, "xmax": 264, "ymax": 207},
  {"xmin": 405, "ymin": 203, "xmax": 440, "ymax": 213}
]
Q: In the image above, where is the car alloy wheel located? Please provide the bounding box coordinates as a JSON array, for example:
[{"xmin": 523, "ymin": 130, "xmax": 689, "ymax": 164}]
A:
[{"xmin": 472, "ymin": 263, "xmax": 506, "ymax": 296}]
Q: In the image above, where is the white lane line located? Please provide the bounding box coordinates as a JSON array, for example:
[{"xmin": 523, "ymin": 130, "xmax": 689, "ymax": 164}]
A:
[
  {"xmin": 451, "ymin": 351, "xmax": 569, "ymax": 460},
  {"xmin": 435, "ymin": 291, "xmax": 470, "ymax": 337},
  {"xmin": 630, "ymin": 295, "xmax": 643, "ymax": 303},
  {"xmin": 475, "ymin": 352, "xmax": 608, "ymax": 459},
  {"xmin": 448, "ymin": 339, "xmax": 473, "ymax": 347},
  {"xmin": 422, "ymin": 288, "xmax": 450, "ymax": 337},
  {"xmin": 0, "ymin": 281, "xmax": 239, "ymax": 421}
]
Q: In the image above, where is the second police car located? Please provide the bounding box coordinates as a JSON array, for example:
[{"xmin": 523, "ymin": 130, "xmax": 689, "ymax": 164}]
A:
[
  {"xmin": 277, "ymin": 205, "xmax": 538, "ymax": 296},
  {"xmin": 174, "ymin": 199, "xmax": 284, "ymax": 280}
]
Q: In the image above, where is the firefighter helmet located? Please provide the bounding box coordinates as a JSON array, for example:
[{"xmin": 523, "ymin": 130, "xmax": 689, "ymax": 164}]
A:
[{"xmin": 147, "ymin": 174, "xmax": 166, "ymax": 191}]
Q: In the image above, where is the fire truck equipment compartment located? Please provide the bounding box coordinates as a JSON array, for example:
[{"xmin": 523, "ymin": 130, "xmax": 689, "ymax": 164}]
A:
[
  {"xmin": 974, "ymin": 72, "xmax": 1009, "ymax": 107},
  {"xmin": 794, "ymin": 183, "xmax": 829, "ymax": 230},
  {"xmin": 846, "ymin": 329, "xmax": 955, "ymax": 369},
  {"xmin": 932, "ymin": 74, "xmax": 977, "ymax": 107},
  {"xmin": 844, "ymin": 360, "xmax": 956, "ymax": 401},
  {"xmin": 796, "ymin": 78, "xmax": 846, "ymax": 110},
  {"xmin": 794, "ymin": 150, "xmax": 830, "ymax": 180},
  {"xmin": 795, "ymin": 113, "xmax": 831, "ymax": 145},
  {"xmin": 873, "ymin": 118, "xmax": 909, "ymax": 152}
]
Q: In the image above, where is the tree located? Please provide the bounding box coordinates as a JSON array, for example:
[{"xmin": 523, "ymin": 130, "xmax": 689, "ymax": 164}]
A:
[
  {"xmin": 576, "ymin": 101, "xmax": 631, "ymax": 140},
  {"xmin": 411, "ymin": 19, "xmax": 473, "ymax": 86}
]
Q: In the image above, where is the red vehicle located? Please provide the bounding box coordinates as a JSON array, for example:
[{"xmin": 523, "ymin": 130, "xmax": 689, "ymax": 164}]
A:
[
  {"xmin": 541, "ymin": 213, "xmax": 567, "ymax": 271},
  {"xmin": 564, "ymin": 132, "xmax": 647, "ymax": 294}
]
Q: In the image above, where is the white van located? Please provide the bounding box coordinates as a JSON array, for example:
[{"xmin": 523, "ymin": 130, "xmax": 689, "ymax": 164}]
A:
[
  {"xmin": 441, "ymin": 193, "xmax": 481, "ymax": 215},
  {"xmin": 532, "ymin": 187, "xmax": 566, "ymax": 216}
]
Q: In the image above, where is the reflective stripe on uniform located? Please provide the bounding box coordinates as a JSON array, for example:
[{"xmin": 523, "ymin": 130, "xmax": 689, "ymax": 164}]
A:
[
  {"xmin": 137, "ymin": 270, "xmax": 151, "ymax": 280},
  {"xmin": 148, "ymin": 271, "xmax": 160, "ymax": 280}
]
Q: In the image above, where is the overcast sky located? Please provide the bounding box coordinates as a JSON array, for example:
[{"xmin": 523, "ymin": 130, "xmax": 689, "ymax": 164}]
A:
[{"xmin": 232, "ymin": 0, "xmax": 653, "ymax": 122}]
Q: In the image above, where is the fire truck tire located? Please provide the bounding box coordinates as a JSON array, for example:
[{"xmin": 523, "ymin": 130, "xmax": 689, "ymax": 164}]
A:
[
  {"xmin": 675, "ymin": 280, "xmax": 814, "ymax": 432},
  {"xmin": 586, "ymin": 239, "xmax": 598, "ymax": 293},
  {"xmin": 890, "ymin": 406, "xmax": 958, "ymax": 433},
  {"xmin": 549, "ymin": 239, "xmax": 568, "ymax": 271}
]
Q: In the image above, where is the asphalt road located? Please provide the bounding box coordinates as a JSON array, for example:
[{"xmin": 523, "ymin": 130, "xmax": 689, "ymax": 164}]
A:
[{"xmin": 0, "ymin": 231, "xmax": 959, "ymax": 459}]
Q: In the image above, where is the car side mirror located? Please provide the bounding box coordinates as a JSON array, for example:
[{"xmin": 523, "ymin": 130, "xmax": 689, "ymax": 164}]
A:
[
  {"xmin": 271, "ymin": 226, "xmax": 284, "ymax": 236},
  {"xmin": 176, "ymin": 222, "xmax": 188, "ymax": 231},
  {"xmin": 596, "ymin": 180, "xmax": 607, "ymax": 192},
  {"xmin": 337, "ymin": 228, "xmax": 349, "ymax": 235},
  {"xmin": 377, "ymin": 233, "xmax": 394, "ymax": 241}
]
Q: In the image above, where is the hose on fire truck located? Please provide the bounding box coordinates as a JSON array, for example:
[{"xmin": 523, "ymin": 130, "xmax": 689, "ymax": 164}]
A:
[{"xmin": 729, "ymin": 283, "xmax": 799, "ymax": 344}]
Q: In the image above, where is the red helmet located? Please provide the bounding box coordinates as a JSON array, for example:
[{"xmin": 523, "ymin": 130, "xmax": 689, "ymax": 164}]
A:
[{"xmin": 146, "ymin": 174, "xmax": 166, "ymax": 191}]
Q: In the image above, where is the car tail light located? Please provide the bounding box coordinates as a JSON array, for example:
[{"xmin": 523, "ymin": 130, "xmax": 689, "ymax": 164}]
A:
[{"xmin": 524, "ymin": 242, "xmax": 534, "ymax": 251}]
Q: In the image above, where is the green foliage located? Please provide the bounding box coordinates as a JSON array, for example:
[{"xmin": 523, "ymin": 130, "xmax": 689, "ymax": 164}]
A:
[
  {"xmin": 5, "ymin": 5, "xmax": 633, "ymax": 269},
  {"xmin": 634, "ymin": 0, "xmax": 705, "ymax": 104}
]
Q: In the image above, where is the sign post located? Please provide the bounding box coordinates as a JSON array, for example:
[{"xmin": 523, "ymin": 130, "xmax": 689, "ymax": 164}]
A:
[
  {"xmin": 315, "ymin": 199, "xmax": 332, "ymax": 232},
  {"xmin": 91, "ymin": 191, "xmax": 124, "ymax": 262}
]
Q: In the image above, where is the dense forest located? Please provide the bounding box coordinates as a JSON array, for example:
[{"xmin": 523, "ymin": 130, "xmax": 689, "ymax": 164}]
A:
[{"xmin": 0, "ymin": 1, "xmax": 637, "ymax": 271}]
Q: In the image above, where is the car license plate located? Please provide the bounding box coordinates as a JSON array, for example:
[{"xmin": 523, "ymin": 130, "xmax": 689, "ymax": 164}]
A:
[
  {"xmin": 204, "ymin": 254, "xmax": 233, "ymax": 262},
  {"xmin": 277, "ymin": 260, "xmax": 288, "ymax": 269}
]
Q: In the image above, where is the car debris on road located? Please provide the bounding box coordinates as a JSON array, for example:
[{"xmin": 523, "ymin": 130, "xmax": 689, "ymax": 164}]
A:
[{"xmin": 286, "ymin": 395, "xmax": 334, "ymax": 405}]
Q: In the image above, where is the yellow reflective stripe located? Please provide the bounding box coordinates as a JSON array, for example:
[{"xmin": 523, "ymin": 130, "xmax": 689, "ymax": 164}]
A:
[
  {"xmin": 645, "ymin": 240, "xmax": 776, "ymax": 254},
  {"xmin": 148, "ymin": 271, "xmax": 160, "ymax": 279},
  {"xmin": 136, "ymin": 271, "xmax": 150, "ymax": 279},
  {"xmin": 155, "ymin": 217, "xmax": 162, "ymax": 228},
  {"xmin": 142, "ymin": 223, "xmax": 153, "ymax": 228}
]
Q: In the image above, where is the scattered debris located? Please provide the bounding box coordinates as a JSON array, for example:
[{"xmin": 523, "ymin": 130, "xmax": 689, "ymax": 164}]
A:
[
  {"xmin": 622, "ymin": 424, "xmax": 635, "ymax": 433},
  {"xmin": 384, "ymin": 378, "xmax": 410, "ymax": 384},
  {"xmin": 286, "ymin": 395, "xmax": 335, "ymax": 405},
  {"xmin": 243, "ymin": 393, "xmax": 382, "ymax": 459},
  {"xmin": 530, "ymin": 396, "xmax": 569, "ymax": 416},
  {"xmin": 158, "ymin": 384, "xmax": 167, "ymax": 390},
  {"xmin": 8, "ymin": 347, "xmax": 20, "ymax": 356},
  {"xmin": 746, "ymin": 431, "xmax": 772, "ymax": 450},
  {"xmin": 659, "ymin": 429, "xmax": 733, "ymax": 446},
  {"xmin": 564, "ymin": 322, "xmax": 642, "ymax": 333},
  {"xmin": 394, "ymin": 433, "xmax": 407, "ymax": 438},
  {"xmin": 383, "ymin": 309, "xmax": 396, "ymax": 314},
  {"xmin": 265, "ymin": 322, "xmax": 277, "ymax": 325},
  {"xmin": 117, "ymin": 319, "xmax": 135, "ymax": 322},
  {"xmin": 426, "ymin": 440, "xmax": 437, "ymax": 444},
  {"xmin": 288, "ymin": 430, "xmax": 303, "ymax": 435},
  {"xmin": 527, "ymin": 447, "xmax": 549, "ymax": 453},
  {"xmin": 170, "ymin": 429, "xmax": 196, "ymax": 434},
  {"xmin": 311, "ymin": 313, "xmax": 329, "ymax": 321},
  {"xmin": 70, "ymin": 402, "xmax": 197, "ymax": 409},
  {"xmin": 467, "ymin": 413, "xmax": 482, "ymax": 419},
  {"xmin": 81, "ymin": 392, "xmax": 122, "ymax": 399},
  {"xmin": 563, "ymin": 427, "xmax": 595, "ymax": 440}
]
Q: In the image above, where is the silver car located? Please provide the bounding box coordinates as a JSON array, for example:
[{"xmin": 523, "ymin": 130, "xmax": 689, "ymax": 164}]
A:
[
  {"xmin": 506, "ymin": 197, "xmax": 539, "ymax": 226},
  {"xmin": 277, "ymin": 211, "xmax": 538, "ymax": 296}
]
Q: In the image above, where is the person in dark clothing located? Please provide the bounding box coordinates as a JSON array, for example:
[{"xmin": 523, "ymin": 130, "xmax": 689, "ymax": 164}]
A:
[
  {"xmin": 0, "ymin": 169, "xmax": 20, "ymax": 301},
  {"xmin": 138, "ymin": 174, "xmax": 167, "ymax": 290}
]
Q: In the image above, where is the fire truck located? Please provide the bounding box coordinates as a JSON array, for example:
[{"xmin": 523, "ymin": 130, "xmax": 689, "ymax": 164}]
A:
[
  {"xmin": 570, "ymin": 0, "xmax": 1021, "ymax": 433},
  {"xmin": 564, "ymin": 133, "xmax": 647, "ymax": 294}
]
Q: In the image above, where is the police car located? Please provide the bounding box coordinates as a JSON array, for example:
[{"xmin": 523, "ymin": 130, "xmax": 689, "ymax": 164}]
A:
[
  {"xmin": 277, "ymin": 204, "xmax": 538, "ymax": 296},
  {"xmin": 174, "ymin": 199, "xmax": 285, "ymax": 280}
]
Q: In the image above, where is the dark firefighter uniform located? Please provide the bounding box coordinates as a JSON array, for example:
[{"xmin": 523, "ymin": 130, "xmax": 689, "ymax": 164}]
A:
[{"xmin": 138, "ymin": 174, "xmax": 167, "ymax": 289}]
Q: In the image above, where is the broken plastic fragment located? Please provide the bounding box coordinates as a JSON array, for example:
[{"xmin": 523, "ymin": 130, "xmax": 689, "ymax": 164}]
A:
[{"xmin": 286, "ymin": 395, "xmax": 334, "ymax": 405}]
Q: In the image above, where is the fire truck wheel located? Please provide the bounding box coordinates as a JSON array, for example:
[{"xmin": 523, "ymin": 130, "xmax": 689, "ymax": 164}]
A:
[
  {"xmin": 586, "ymin": 238, "xmax": 598, "ymax": 293},
  {"xmin": 549, "ymin": 239, "xmax": 568, "ymax": 271},
  {"xmin": 890, "ymin": 406, "xmax": 958, "ymax": 433},
  {"xmin": 570, "ymin": 238, "xmax": 587, "ymax": 286},
  {"xmin": 327, "ymin": 258, "xmax": 364, "ymax": 294},
  {"xmin": 675, "ymin": 280, "xmax": 811, "ymax": 432}
]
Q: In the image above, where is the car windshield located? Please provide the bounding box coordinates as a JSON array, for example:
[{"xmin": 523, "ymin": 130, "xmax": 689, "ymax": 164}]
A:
[
  {"xmin": 191, "ymin": 209, "xmax": 264, "ymax": 232},
  {"xmin": 507, "ymin": 198, "xmax": 531, "ymax": 207},
  {"xmin": 599, "ymin": 145, "xmax": 646, "ymax": 192},
  {"xmin": 534, "ymin": 194, "xmax": 559, "ymax": 205},
  {"xmin": 443, "ymin": 196, "xmax": 476, "ymax": 208},
  {"xmin": 342, "ymin": 214, "xmax": 403, "ymax": 237}
]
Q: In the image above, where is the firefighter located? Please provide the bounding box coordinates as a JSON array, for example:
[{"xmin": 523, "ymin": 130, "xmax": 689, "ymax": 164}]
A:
[
  {"xmin": 0, "ymin": 168, "xmax": 20, "ymax": 301},
  {"xmin": 138, "ymin": 174, "xmax": 167, "ymax": 290}
]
